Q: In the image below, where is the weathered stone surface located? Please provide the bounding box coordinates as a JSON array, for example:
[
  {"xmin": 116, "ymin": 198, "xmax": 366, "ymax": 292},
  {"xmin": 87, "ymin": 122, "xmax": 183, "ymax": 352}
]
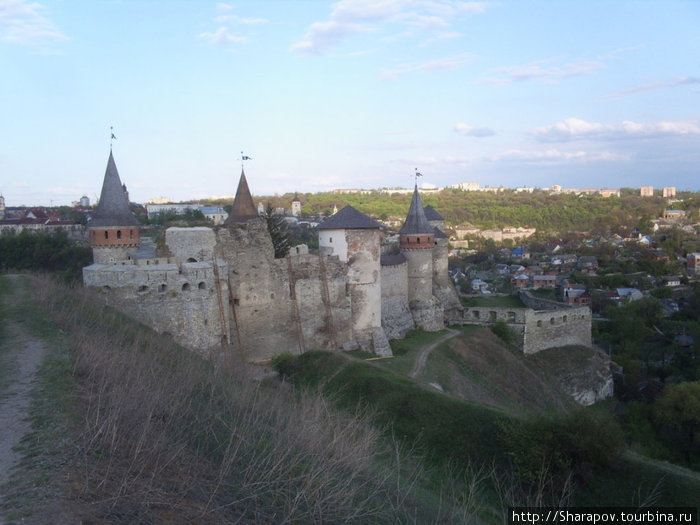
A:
[{"xmin": 381, "ymin": 261, "xmax": 415, "ymax": 339}]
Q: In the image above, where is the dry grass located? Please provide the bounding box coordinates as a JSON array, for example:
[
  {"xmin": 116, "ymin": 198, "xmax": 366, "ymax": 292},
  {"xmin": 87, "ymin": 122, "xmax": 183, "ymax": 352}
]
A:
[
  {"xmin": 32, "ymin": 276, "xmax": 403, "ymax": 523},
  {"xmin": 440, "ymin": 328, "xmax": 572, "ymax": 414}
]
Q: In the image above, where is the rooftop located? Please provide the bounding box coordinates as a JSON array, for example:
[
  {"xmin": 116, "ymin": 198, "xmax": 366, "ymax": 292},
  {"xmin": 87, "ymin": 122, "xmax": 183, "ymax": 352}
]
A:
[{"xmin": 318, "ymin": 205, "xmax": 381, "ymax": 230}]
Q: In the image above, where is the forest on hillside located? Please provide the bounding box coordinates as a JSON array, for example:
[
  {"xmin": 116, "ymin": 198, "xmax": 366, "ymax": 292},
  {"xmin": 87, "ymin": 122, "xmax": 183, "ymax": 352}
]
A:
[{"xmin": 205, "ymin": 189, "xmax": 700, "ymax": 234}]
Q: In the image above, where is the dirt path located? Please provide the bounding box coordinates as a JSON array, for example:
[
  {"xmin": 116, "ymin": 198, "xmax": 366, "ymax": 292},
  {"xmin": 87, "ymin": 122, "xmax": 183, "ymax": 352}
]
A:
[
  {"xmin": 0, "ymin": 276, "xmax": 49, "ymax": 511},
  {"xmin": 409, "ymin": 328, "xmax": 459, "ymax": 378}
]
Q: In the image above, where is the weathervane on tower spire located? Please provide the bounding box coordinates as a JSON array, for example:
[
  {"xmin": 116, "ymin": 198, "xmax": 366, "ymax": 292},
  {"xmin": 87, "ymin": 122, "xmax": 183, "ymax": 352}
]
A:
[
  {"xmin": 110, "ymin": 126, "xmax": 116, "ymax": 150},
  {"xmin": 240, "ymin": 151, "xmax": 252, "ymax": 169},
  {"xmin": 414, "ymin": 168, "xmax": 423, "ymax": 186}
]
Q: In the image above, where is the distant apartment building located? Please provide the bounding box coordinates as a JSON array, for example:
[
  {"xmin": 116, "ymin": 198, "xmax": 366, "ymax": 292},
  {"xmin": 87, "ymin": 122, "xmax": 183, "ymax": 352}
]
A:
[
  {"xmin": 600, "ymin": 188, "xmax": 621, "ymax": 198},
  {"xmin": 452, "ymin": 182, "xmax": 481, "ymax": 191},
  {"xmin": 640, "ymin": 186, "xmax": 654, "ymax": 197},
  {"xmin": 662, "ymin": 187, "xmax": 676, "ymax": 198}
]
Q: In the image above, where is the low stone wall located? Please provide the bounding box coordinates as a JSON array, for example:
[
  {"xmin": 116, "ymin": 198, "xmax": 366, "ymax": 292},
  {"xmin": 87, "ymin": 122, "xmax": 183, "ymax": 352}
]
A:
[{"xmin": 454, "ymin": 302, "xmax": 592, "ymax": 354}]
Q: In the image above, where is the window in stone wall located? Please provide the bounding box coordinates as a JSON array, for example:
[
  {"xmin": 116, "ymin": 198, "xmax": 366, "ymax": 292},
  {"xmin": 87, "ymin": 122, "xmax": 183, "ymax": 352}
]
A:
[
  {"xmin": 473, "ymin": 310, "xmax": 480, "ymax": 319},
  {"xmin": 550, "ymin": 317, "xmax": 555, "ymax": 325},
  {"xmin": 563, "ymin": 315, "xmax": 568, "ymax": 323},
  {"xmin": 104, "ymin": 231, "xmax": 108, "ymax": 239},
  {"xmin": 537, "ymin": 320, "xmax": 542, "ymax": 327},
  {"xmin": 138, "ymin": 285, "xmax": 148, "ymax": 292},
  {"xmin": 187, "ymin": 258, "xmax": 197, "ymax": 263},
  {"xmin": 489, "ymin": 311, "xmax": 496, "ymax": 321},
  {"xmin": 158, "ymin": 284, "xmax": 167, "ymax": 293},
  {"xmin": 198, "ymin": 282, "xmax": 206, "ymax": 290},
  {"xmin": 117, "ymin": 230, "xmax": 122, "ymax": 239},
  {"xmin": 182, "ymin": 283, "xmax": 190, "ymax": 291},
  {"xmin": 508, "ymin": 311, "xmax": 515, "ymax": 323}
]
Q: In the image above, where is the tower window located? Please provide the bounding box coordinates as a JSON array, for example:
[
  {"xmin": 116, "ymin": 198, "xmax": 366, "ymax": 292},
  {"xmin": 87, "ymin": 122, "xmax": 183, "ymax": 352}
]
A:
[
  {"xmin": 117, "ymin": 230, "xmax": 122, "ymax": 239},
  {"xmin": 104, "ymin": 231, "xmax": 108, "ymax": 240}
]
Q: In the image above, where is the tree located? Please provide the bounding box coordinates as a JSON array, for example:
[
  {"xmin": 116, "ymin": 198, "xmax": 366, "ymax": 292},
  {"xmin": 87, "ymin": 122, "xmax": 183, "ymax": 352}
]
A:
[
  {"xmin": 654, "ymin": 381, "xmax": 700, "ymax": 463},
  {"xmin": 265, "ymin": 205, "xmax": 290, "ymax": 258}
]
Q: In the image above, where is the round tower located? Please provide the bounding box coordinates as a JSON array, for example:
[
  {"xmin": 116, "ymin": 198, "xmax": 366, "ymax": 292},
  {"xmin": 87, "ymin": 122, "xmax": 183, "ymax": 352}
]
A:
[
  {"xmin": 89, "ymin": 151, "xmax": 140, "ymax": 263},
  {"xmin": 399, "ymin": 185, "xmax": 435, "ymax": 303}
]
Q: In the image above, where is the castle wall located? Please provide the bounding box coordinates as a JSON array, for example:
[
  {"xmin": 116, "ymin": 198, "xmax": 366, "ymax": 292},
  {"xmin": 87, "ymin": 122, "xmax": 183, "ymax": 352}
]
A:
[
  {"xmin": 456, "ymin": 304, "xmax": 592, "ymax": 354},
  {"xmin": 381, "ymin": 262, "xmax": 415, "ymax": 339},
  {"xmin": 216, "ymin": 221, "xmax": 354, "ymax": 361},
  {"xmin": 165, "ymin": 227, "xmax": 216, "ymax": 262},
  {"xmin": 522, "ymin": 307, "xmax": 592, "ymax": 354},
  {"xmin": 82, "ymin": 261, "xmax": 227, "ymax": 356}
]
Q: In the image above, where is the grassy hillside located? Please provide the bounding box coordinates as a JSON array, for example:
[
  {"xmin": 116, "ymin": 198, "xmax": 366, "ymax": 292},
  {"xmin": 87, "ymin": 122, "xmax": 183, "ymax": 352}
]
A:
[
  {"xmin": 276, "ymin": 330, "xmax": 700, "ymax": 510},
  {"xmin": 2, "ymin": 275, "xmax": 697, "ymax": 523}
]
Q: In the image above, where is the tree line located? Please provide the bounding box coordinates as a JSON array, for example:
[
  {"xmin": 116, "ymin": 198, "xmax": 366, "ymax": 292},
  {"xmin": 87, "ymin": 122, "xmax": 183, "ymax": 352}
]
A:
[{"xmin": 0, "ymin": 230, "xmax": 92, "ymax": 282}]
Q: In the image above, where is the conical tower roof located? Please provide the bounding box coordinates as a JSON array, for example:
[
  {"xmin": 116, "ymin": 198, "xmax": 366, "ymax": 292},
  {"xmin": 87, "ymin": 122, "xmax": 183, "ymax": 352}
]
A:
[
  {"xmin": 399, "ymin": 185, "xmax": 434, "ymax": 235},
  {"xmin": 318, "ymin": 205, "xmax": 381, "ymax": 230},
  {"xmin": 90, "ymin": 151, "xmax": 139, "ymax": 227},
  {"xmin": 225, "ymin": 169, "xmax": 258, "ymax": 224}
]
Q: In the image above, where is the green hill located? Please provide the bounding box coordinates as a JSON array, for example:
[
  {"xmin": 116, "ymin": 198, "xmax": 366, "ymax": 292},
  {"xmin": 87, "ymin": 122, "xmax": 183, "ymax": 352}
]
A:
[{"xmin": 1, "ymin": 274, "xmax": 697, "ymax": 523}]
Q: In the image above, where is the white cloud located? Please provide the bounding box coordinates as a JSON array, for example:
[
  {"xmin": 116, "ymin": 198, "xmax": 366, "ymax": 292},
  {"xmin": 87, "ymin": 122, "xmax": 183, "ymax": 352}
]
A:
[
  {"xmin": 599, "ymin": 76, "xmax": 700, "ymax": 100},
  {"xmin": 481, "ymin": 58, "xmax": 605, "ymax": 84},
  {"xmin": 381, "ymin": 52, "xmax": 474, "ymax": 79},
  {"xmin": 495, "ymin": 148, "xmax": 628, "ymax": 164},
  {"xmin": 534, "ymin": 117, "xmax": 700, "ymax": 142},
  {"xmin": 0, "ymin": 0, "xmax": 68, "ymax": 47},
  {"xmin": 199, "ymin": 26, "xmax": 249, "ymax": 45},
  {"xmin": 292, "ymin": 0, "xmax": 490, "ymax": 56},
  {"xmin": 201, "ymin": 3, "xmax": 267, "ymax": 47},
  {"xmin": 454, "ymin": 122, "xmax": 494, "ymax": 137}
]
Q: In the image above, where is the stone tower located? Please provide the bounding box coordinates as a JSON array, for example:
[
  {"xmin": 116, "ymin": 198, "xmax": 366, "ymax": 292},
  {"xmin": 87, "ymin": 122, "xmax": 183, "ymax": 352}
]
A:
[
  {"xmin": 291, "ymin": 193, "xmax": 301, "ymax": 217},
  {"xmin": 89, "ymin": 151, "xmax": 140, "ymax": 263},
  {"xmin": 399, "ymin": 185, "xmax": 443, "ymax": 330},
  {"xmin": 0, "ymin": 193, "xmax": 5, "ymax": 220},
  {"xmin": 424, "ymin": 205, "xmax": 462, "ymax": 318},
  {"xmin": 319, "ymin": 205, "xmax": 391, "ymax": 354}
]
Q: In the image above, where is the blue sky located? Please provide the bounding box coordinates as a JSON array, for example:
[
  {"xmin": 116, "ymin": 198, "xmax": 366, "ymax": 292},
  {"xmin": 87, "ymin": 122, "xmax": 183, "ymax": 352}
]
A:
[{"xmin": 1, "ymin": 0, "xmax": 699, "ymax": 206}]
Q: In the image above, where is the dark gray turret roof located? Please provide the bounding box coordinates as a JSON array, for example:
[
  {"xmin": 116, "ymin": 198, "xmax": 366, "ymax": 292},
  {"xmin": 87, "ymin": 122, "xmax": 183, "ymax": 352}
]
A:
[
  {"xmin": 90, "ymin": 151, "xmax": 139, "ymax": 227},
  {"xmin": 433, "ymin": 227, "xmax": 447, "ymax": 239},
  {"xmin": 423, "ymin": 205, "xmax": 444, "ymax": 221},
  {"xmin": 225, "ymin": 169, "xmax": 258, "ymax": 224},
  {"xmin": 399, "ymin": 185, "xmax": 434, "ymax": 235},
  {"xmin": 318, "ymin": 205, "xmax": 381, "ymax": 230}
]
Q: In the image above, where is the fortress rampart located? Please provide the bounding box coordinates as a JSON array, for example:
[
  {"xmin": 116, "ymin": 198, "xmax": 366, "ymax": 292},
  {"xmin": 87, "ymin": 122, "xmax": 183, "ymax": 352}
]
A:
[{"xmin": 455, "ymin": 296, "xmax": 592, "ymax": 354}]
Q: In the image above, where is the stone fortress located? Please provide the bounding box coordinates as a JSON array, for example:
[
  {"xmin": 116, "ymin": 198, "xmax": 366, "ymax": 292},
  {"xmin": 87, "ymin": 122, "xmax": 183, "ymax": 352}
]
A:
[{"xmin": 83, "ymin": 151, "xmax": 594, "ymax": 364}]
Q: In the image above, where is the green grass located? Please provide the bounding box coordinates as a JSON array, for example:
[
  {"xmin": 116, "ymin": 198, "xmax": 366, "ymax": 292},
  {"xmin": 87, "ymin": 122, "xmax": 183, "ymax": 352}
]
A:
[
  {"xmin": 277, "ymin": 341, "xmax": 700, "ymax": 512},
  {"xmin": 461, "ymin": 295, "xmax": 526, "ymax": 308},
  {"xmin": 575, "ymin": 452, "xmax": 700, "ymax": 507},
  {"xmin": 280, "ymin": 350, "xmax": 511, "ymax": 469}
]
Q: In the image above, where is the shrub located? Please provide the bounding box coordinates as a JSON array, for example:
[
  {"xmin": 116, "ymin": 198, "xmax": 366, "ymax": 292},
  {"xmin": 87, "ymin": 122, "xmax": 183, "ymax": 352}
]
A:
[
  {"xmin": 500, "ymin": 409, "xmax": 624, "ymax": 486},
  {"xmin": 491, "ymin": 320, "xmax": 516, "ymax": 345}
]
